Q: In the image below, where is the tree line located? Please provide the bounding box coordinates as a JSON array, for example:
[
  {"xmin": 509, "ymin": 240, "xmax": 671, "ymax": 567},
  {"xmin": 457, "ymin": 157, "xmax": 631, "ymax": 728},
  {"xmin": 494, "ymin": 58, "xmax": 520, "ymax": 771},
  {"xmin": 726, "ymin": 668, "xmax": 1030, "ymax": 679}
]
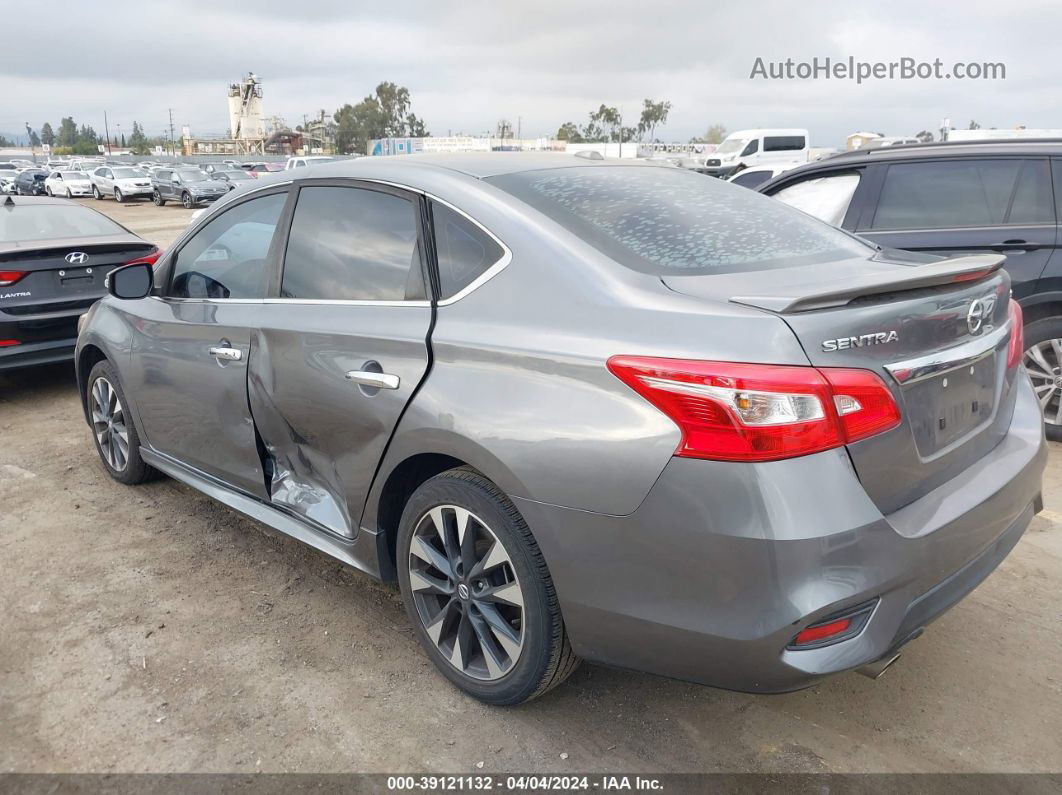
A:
[{"xmin": 24, "ymin": 118, "xmax": 161, "ymax": 156}]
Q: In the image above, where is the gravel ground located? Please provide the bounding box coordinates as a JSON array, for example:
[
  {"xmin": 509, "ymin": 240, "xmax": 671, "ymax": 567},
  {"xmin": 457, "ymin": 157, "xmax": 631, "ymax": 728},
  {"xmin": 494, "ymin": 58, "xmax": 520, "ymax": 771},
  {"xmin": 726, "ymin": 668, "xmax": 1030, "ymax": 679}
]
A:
[{"xmin": 1, "ymin": 197, "xmax": 1060, "ymax": 774}]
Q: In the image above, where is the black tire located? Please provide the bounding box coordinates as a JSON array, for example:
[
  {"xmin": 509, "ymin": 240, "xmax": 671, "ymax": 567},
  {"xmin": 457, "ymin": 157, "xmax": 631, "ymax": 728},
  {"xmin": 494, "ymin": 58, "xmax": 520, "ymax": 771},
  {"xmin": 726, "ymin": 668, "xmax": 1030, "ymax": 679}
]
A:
[
  {"xmin": 92, "ymin": 184, "xmax": 102, "ymax": 200},
  {"xmin": 181, "ymin": 192, "xmax": 194, "ymax": 209},
  {"xmin": 65, "ymin": 188, "xmax": 72, "ymax": 198},
  {"xmin": 86, "ymin": 360, "xmax": 159, "ymax": 485},
  {"xmin": 114, "ymin": 188, "xmax": 124, "ymax": 203},
  {"xmin": 397, "ymin": 467, "xmax": 579, "ymax": 705},
  {"xmin": 1022, "ymin": 316, "xmax": 1062, "ymax": 441},
  {"xmin": 153, "ymin": 190, "xmax": 165, "ymax": 206}
]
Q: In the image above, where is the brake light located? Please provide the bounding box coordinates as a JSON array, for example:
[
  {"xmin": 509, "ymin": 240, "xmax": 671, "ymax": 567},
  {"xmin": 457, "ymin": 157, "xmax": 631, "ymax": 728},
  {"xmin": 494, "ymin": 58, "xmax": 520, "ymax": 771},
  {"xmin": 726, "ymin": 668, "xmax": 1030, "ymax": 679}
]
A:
[
  {"xmin": 1007, "ymin": 299, "xmax": 1024, "ymax": 369},
  {"xmin": 0, "ymin": 270, "xmax": 28, "ymax": 287},
  {"xmin": 607, "ymin": 357, "xmax": 901, "ymax": 462},
  {"xmin": 126, "ymin": 247, "xmax": 161, "ymax": 267},
  {"xmin": 0, "ymin": 339, "xmax": 20, "ymax": 347}
]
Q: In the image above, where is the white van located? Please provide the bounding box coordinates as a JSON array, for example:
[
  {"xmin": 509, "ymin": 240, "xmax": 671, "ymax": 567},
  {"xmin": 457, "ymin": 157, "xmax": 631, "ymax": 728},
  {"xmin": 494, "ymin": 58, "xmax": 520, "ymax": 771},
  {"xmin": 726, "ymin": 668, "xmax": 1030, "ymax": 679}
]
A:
[{"xmin": 703, "ymin": 128, "xmax": 809, "ymax": 178}]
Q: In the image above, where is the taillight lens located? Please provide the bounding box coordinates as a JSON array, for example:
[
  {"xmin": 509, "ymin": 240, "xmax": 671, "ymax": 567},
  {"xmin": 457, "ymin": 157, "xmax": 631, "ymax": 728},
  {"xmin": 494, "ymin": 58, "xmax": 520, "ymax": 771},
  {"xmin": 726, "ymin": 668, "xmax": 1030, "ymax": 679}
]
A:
[
  {"xmin": 0, "ymin": 270, "xmax": 28, "ymax": 287},
  {"xmin": 1007, "ymin": 299, "xmax": 1024, "ymax": 369},
  {"xmin": 126, "ymin": 247, "xmax": 161, "ymax": 267},
  {"xmin": 607, "ymin": 357, "xmax": 901, "ymax": 462}
]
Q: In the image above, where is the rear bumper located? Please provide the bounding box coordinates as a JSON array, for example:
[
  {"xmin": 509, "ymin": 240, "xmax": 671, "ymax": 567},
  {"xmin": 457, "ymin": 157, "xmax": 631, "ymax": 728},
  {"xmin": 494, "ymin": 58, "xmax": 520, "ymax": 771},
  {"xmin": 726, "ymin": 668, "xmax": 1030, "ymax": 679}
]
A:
[
  {"xmin": 515, "ymin": 372, "xmax": 1047, "ymax": 692},
  {"xmin": 0, "ymin": 337, "xmax": 76, "ymax": 371},
  {"xmin": 0, "ymin": 307, "xmax": 87, "ymax": 371}
]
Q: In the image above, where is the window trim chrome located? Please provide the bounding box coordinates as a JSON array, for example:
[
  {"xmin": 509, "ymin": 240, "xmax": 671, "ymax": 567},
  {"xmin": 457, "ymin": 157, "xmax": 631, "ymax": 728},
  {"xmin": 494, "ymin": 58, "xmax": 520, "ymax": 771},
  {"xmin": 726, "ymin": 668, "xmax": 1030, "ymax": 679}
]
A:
[
  {"xmin": 884, "ymin": 321, "xmax": 1010, "ymax": 385},
  {"xmin": 158, "ymin": 176, "xmax": 512, "ymax": 308}
]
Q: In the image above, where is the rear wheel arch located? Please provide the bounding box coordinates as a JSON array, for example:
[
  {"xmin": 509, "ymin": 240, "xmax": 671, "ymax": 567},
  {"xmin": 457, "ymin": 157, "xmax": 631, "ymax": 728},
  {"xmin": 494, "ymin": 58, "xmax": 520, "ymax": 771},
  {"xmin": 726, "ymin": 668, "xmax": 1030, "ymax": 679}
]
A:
[
  {"xmin": 1018, "ymin": 297, "xmax": 1062, "ymax": 325},
  {"xmin": 374, "ymin": 453, "xmax": 471, "ymax": 578}
]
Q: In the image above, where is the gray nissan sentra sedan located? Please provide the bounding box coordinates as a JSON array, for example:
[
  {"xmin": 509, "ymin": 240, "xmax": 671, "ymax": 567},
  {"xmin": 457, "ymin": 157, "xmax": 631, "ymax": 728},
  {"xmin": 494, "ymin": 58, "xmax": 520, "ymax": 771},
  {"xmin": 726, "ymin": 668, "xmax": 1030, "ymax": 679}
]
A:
[{"xmin": 76, "ymin": 153, "xmax": 1046, "ymax": 705}]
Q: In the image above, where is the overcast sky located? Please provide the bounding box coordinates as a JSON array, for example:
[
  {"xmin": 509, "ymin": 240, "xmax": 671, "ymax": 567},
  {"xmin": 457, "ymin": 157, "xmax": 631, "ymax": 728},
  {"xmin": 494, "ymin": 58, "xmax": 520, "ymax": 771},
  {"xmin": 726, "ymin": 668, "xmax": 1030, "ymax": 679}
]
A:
[{"xmin": 3, "ymin": 0, "xmax": 1058, "ymax": 148}]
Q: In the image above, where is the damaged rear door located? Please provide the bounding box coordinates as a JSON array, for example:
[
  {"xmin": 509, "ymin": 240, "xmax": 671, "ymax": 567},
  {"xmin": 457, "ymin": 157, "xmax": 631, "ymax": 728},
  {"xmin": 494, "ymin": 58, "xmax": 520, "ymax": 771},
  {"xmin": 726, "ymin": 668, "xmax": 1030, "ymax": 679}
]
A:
[{"xmin": 247, "ymin": 181, "xmax": 432, "ymax": 538}]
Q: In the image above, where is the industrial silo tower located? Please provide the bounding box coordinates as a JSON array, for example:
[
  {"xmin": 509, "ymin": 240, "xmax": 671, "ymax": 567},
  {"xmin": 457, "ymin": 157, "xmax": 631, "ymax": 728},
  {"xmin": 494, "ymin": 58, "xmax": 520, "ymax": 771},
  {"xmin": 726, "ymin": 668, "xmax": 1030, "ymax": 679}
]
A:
[{"xmin": 228, "ymin": 72, "xmax": 265, "ymax": 146}]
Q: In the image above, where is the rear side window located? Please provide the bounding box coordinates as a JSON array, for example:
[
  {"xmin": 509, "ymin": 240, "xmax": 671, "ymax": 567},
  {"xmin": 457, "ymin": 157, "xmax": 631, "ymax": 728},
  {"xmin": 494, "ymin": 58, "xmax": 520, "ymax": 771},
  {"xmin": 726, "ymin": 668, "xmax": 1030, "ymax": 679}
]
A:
[
  {"xmin": 730, "ymin": 170, "xmax": 774, "ymax": 190},
  {"xmin": 764, "ymin": 136, "xmax": 805, "ymax": 152},
  {"xmin": 169, "ymin": 192, "xmax": 286, "ymax": 299},
  {"xmin": 431, "ymin": 201, "xmax": 505, "ymax": 299},
  {"xmin": 1008, "ymin": 160, "xmax": 1054, "ymax": 224},
  {"xmin": 281, "ymin": 186, "xmax": 423, "ymax": 301},
  {"xmin": 771, "ymin": 172, "xmax": 861, "ymax": 226},
  {"xmin": 488, "ymin": 166, "xmax": 870, "ymax": 276},
  {"xmin": 871, "ymin": 159, "xmax": 1052, "ymax": 229}
]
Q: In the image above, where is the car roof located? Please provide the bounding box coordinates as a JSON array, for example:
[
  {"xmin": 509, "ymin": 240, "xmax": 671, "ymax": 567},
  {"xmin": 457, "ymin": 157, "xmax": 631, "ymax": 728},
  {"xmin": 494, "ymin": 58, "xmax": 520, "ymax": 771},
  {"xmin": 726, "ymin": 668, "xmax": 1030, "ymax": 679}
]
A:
[
  {"xmin": 322, "ymin": 152, "xmax": 667, "ymax": 180},
  {"xmin": 759, "ymin": 138, "xmax": 1062, "ymax": 188}
]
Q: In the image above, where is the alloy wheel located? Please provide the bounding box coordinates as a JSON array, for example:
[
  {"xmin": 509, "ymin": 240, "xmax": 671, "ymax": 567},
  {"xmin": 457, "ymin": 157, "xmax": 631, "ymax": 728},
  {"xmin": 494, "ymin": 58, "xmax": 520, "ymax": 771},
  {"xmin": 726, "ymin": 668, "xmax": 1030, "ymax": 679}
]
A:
[
  {"xmin": 1024, "ymin": 339, "xmax": 1062, "ymax": 425},
  {"xmin": 115, "ymin": 188, "xmax": 123, "ymax": 202},
  {"xmin": 408, "ymin": 505, "xmax": 525, "ymax": 681},
  {"xmin": 91, "ymin": 377, "xmax": 129, "ymax": 471}
]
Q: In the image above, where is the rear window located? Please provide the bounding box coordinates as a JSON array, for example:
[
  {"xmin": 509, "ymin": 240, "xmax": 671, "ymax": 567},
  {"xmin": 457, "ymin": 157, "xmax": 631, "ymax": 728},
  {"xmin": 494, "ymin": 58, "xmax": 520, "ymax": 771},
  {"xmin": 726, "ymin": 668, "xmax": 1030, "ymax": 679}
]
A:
[
  {"xmin": 0, "ymin": 205, "xmax": 125, "ymax": 241},
  {"xmin": 487, "ymin": 166, "xmax": 869, "ymax": 275},
  {"xmin": 764, "ymin": 136, "xmax": 806, "ymax": 152}
]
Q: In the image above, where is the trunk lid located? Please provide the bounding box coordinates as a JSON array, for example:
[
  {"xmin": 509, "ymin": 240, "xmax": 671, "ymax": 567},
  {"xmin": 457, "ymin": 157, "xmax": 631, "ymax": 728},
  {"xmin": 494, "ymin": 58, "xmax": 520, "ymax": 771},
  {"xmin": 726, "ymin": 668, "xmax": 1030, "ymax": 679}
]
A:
[
  {"xmin": 0, "ymin": 237, "xmax": 156, "ymax": 315},
  {"xmin": 663, "ymin": 252, "xmax": 1019, "ymax": 514}
]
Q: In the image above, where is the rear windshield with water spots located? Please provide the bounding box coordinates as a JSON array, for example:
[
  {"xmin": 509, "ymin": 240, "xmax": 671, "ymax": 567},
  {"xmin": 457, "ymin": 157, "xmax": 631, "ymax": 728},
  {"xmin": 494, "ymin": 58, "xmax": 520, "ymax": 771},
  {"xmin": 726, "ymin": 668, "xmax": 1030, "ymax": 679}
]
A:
[{"xmin": 487, "ymin": 165, "xmax": 871, "ymax": 275}]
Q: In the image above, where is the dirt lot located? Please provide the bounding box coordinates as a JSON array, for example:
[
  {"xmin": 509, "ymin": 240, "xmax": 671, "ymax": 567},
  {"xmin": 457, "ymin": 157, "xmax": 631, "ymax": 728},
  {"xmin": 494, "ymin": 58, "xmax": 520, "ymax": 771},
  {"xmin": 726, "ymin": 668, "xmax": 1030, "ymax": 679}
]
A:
[{"xmin": 1, "ymin": 196, "xmax": 1061, "ymax": 774}]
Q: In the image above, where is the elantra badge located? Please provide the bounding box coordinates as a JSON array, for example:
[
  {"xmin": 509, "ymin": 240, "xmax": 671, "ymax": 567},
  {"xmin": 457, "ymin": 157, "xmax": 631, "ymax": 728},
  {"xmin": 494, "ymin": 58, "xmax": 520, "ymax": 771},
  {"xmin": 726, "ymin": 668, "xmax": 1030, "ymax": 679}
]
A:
[
  {"xmin": 65, "ymin": 252, "xmax": 88, "ymax": 264},
  {"xmin": 822, "ymin": 330, "xmax": 899, "ymax": 352}
]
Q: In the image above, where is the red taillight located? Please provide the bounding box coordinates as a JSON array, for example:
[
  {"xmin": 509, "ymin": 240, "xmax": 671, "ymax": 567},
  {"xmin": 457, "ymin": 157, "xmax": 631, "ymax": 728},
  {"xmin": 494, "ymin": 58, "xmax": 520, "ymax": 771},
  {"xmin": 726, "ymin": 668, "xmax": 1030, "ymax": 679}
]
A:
[
  {"xmin": 1007, "ymin": 299, "xmax": 1024, "ymax": 369},
  {"xmin": 0, "ymin": 270, "xmax": 28, "ymax": 287},
  {"xmin": 126, "ymin": 247, "xmax": 161, "ymax": 267},
  {"xmin": 0, "ymin": 339, "xmax": 20, "ymax": 347},
  {"xmin": 792, "ymin": 617, "xmax": 852, "ymax": 646},
  {"xmin": 607, "ymin": 357, "xmax": 901, "ymax": 462}
]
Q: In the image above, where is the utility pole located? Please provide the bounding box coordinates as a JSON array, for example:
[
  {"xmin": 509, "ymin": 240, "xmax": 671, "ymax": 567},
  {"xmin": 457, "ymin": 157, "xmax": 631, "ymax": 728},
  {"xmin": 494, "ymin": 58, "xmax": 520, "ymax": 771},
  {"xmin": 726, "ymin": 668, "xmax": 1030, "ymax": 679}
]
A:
[
  {"xmin": 103, "ymin": 110, "xmax": 112, "ymax": 155},
  {"xmin": 168, "ymin": 109, "xmax": 176, "ymax": 157}
]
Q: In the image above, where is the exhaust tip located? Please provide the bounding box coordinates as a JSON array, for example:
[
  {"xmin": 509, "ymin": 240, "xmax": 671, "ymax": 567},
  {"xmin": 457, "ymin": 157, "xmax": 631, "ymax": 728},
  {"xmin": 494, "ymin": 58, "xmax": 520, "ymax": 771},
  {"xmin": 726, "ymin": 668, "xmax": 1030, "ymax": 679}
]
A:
[{"xmin": 856, "ymin": 652, "xmax": 901, "ymax": 680}]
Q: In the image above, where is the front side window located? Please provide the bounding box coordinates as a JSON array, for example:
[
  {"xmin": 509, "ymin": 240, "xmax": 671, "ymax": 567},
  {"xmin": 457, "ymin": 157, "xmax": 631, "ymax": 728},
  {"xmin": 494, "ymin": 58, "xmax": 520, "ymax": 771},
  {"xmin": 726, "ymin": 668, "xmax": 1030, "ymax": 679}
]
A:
[
  {"xmin": 281, "ymin": 186, "xmax": 422, "ymax": 301},
  {"xmin": 740, "ymin": 139, "xmax": 759, "ymax": 157},
  {"xmin": 772, "ymin": 172, "xmax": 861, "ymax": 226},
  {"xmin": 871, "ymin": 159, "xmax": 1052, "ymax": 230},
  {"xmin": 431, "ymin": 201, "xmax": 505, "ymax": 299},
  {"xmin": 168, "ymin": 192, "xmax": 286, "ymax": 299},
  {"xmin": 488, "ymin": 166, "xmax": 870, "ymax": 276}
]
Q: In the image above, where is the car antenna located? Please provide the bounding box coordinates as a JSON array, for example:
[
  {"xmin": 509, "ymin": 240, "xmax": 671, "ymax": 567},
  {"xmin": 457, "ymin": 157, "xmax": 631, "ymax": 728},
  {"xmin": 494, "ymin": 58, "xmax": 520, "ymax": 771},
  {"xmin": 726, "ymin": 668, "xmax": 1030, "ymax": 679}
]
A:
[
  {"xmin": 3, "ymin": 195, "xmax": 14, "ymax": 209},
  {"xmin": 573, "ymin": 150, "xmax": 604, "ymax": 161}
]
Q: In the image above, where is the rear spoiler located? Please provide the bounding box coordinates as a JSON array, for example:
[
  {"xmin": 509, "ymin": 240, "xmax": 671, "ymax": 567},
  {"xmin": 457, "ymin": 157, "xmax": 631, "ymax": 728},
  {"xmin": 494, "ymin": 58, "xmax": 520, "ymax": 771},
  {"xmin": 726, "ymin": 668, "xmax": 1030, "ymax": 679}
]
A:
[{"xmin": 729, "ymin": 254, "xmax": 1006, "ymax": 313}]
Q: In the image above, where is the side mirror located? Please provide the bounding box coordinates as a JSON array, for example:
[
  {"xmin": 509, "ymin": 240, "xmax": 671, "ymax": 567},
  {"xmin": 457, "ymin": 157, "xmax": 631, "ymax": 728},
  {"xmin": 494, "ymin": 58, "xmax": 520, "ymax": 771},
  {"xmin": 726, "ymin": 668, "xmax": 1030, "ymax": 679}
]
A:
[{"xmin": 107, "ymin": 262, "xmax": 153, "ymax": 300}]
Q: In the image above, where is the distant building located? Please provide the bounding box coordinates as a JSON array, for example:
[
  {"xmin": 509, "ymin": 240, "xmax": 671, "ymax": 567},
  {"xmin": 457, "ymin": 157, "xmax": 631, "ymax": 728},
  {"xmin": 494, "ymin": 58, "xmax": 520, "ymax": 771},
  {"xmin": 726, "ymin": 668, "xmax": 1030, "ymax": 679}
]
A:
[
  {"xmin": 846, "ymin": 131, "xmax": 882, "ymax": 150},
  {"xmin": 948, "ymin": 127, "xmax": 1062, "ymax": 141},
  {"xmin": 369, "ymin": 136, "xmax": 559, "ymax": 156}
]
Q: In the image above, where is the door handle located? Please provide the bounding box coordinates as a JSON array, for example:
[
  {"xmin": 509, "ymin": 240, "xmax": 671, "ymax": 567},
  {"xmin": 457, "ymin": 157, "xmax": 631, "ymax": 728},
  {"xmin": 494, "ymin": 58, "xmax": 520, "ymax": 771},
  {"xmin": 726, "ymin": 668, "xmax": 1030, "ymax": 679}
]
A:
[
  {"xmin": 994, "ymin": 239, "xmax": 1037, "ymax": 252},
  {"xmin": 345, "ymin": 370, "xmax": 400, "ymax": 389},
  {"xmin": 208, "ymin": 345, "xmax": 243, "ymax": 361}
]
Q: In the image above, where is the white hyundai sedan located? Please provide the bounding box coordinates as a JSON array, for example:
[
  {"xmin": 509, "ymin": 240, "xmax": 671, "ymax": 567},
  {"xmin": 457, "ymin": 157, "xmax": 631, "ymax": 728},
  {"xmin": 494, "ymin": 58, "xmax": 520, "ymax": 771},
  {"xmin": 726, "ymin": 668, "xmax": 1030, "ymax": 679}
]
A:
[{"xmin": 44, "ymin": 170, "xmax": 94, "ymax": 198}]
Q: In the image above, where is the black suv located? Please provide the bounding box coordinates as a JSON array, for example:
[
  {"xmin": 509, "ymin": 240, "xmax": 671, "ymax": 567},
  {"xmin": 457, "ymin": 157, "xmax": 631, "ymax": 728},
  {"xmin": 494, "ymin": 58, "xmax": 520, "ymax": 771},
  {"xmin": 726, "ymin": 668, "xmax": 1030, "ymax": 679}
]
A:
[{"xmin": 759, "ymin": 140, "xmax": 1062, "ymax": 438}]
